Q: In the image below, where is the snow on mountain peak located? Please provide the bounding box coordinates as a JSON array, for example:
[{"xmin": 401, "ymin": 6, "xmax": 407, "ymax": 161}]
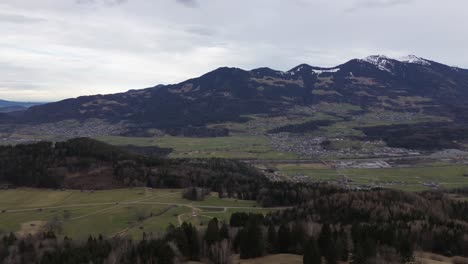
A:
[
  {"xmin": 363, "ymin": 55, "xmax": 395, "ymax": 72},
  {"xmin": 362, "ymin": 54, "xmax": 432, "ymax": 72},
  {"xmin": 398, "ymin": 55, "xmax": 431, "ymax": 66},
  {"xmin": 364, "ymin": 55, "xmax": 391, "ymax": 64},
  {"xmin": 311, "ymin": 68, "xmax": 340, "ymax": 75}
]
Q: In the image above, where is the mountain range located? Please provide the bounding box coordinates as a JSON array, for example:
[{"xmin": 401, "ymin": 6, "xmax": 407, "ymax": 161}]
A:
[
  {"xmin": 0, "ymin": 100, "xmax": 43, "ymax": 113},
  {"xmin": 2, "ymin": 55, "xmax": 468, "ymax": 136}
]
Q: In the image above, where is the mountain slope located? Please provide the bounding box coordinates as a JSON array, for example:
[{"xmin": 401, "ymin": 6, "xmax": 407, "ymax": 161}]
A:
[
  {"xmin": 4, "ymin": 55, "xmax": 468, "ymax": 132},
  {"xmin": 0, "ymin": 99, "xmax": 42, "ymax": 110}
]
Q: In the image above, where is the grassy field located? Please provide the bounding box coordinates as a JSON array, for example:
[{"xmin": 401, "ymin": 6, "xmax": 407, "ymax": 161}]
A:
[
  {"xmin": 97, "ymin": 135, "xmax": 298, "ymax": 159},
  {"xmin": 0, "ymin": 188, "xmax": 277, "ymax": 240},
  {"xmin": 275, "ymin": 163, "xmax": 468, "ymax": 191}
]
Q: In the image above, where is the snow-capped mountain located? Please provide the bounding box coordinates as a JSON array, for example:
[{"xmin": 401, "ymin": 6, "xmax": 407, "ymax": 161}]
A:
[{"xmin": 2, "ymin": 55, "xmax": 467, "ymax": 133}]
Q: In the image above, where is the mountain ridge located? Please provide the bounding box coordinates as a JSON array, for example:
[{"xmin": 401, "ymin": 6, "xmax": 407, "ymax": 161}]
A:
[{"xmin": 2, "ymin": 55, "xmax": 468, "ymax": 136}]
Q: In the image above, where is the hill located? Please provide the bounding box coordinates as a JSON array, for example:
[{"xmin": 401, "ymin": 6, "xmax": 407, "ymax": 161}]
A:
[
  {"xmin": 0, "ymin": 99, "xmax": 43, "ymax": 112},
  {"xmin": 3, "ymin": 55, "xmax": 467, "ymax": 128},
  {"xmin": 0, "ymin": 138, "xmax": 266, "ymax": 194},
  {"xmin": 2, "ymin": 55, "xmax": 468, "ymax": 153}
]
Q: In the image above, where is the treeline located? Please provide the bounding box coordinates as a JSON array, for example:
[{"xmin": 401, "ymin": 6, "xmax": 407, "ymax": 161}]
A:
[
  {"xmin": 115, "ymin": 157, "xmax": 266, "ymax": 200},
  {"xmin": 2, "ymin": 186, "xmax": 468, "ymax": 263},
  {"xmin": 0, "ymin": 214, "xmax": 415, "ymax": 264},
  {"xmin": 0, "ymin": 139, "xmax": 373, "ymax": 207},
  {"xmin": 0, "ymin": 138, "xmax": 268, "ymax": 197},
  {"xmin": 0, "ymin": 138, "xmax": 130, "ymax": 188},
  {"xmin": 265, "ymin": 189, "xmax": 468, "ymax": 258},
  {"xmin": 360, "ymin": 122, "xmax": 468, "ymax": 150}
]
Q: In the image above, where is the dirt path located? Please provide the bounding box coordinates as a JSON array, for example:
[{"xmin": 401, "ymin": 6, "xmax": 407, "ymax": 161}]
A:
[
  {"xmin": 67, "ymin": 191, "xmax": 180, "ymax": 221},
  {"xmin": 3, "ymin": 190, "xmax": 290, "ymax": 237},
  {"xmin": 3, "ymin": 191, "xmax": 180, "ymax": 214},
  {"xmin": 3, "ymin": 201, "xmax": 288, "ymax": 214}
]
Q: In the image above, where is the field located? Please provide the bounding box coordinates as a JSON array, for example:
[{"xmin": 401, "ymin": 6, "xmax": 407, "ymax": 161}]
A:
[
  {"xmin": 0, "ymin": 188, "xmax": 278, "ymax": 240},
  {"xmin": 97, "ymin": 135, "xmax": 298, "ymax": 159},
  {"xmin": 273, "ymin": 162, "xmax": 468, "ymax": 191}
]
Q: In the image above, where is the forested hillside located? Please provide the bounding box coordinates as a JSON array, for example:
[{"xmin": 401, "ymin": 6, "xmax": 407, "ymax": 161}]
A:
[
  {"xmin": 0, "ymin": 138, "xmax": 266, "ymax": 195},
  {"xmin": 2, "ymin": 187, "xmax": 468, "ymax": 263}
]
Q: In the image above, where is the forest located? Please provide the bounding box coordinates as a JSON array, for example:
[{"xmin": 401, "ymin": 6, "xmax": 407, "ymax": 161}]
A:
[
  {"xmin": 360, "ymin": 122, "xmax": 468, "ymax": 150},
  {"xmin": 2, "ymin": 187, "xmax": 468, "ymax": 263},
  {"xmin": 2, "ymin": 139, "xmax": 468, "ymax": 263},
  {"xmin": 0, "ymin": 138, "xmax": 266, "ymax": 195}
]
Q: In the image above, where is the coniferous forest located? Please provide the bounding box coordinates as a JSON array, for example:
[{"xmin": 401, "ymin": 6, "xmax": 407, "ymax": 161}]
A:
[{"xmin": 1, "ymin": 139, "xmax": 468, "ymax": 263}]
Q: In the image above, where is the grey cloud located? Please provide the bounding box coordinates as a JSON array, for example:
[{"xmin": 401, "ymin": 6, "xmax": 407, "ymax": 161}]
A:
[
  {"xmin": 176, "ymin": 0, "xmax": 199, "ymax": 8},
  {"xmin": 0, "ymin": 0, "xmax": 467, "ymax": 101},
  {"xmin": 346, "ymin": 0, "xmax": 413, "ymax": 11},
  {"xmin": 0, "ymin": 13, "xmax": 45, "ymax": 24},
  {"xmin": 184, "ymin": 25, "xmax": 215, "ymax": 36},
  {"xmin": 75, "ymin": 0, "xmax": 128, "ymax": 6}
]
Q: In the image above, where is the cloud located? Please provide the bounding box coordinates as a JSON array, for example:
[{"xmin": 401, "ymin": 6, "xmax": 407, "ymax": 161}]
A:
[
  {"xmin": 75, "ymin": 0, "xmax": 128, "ymax": 6},
  {"xmin": 0, "ymin": 0, "xmax": 467, "ymax": 101},
  {"xmin": 346, "ymin": 0, "xmax": 413, "ymax": 11},
  {"xmin": 176, "ymin": 0, "xmax": 199, "ymax": 8},
  {"xmin": 184, "ymin": 25, "xmax": 215, "ymax": 36},
  {"xmin": 0, "ymin": 13, "xmax": 45, "ymax": 24}
]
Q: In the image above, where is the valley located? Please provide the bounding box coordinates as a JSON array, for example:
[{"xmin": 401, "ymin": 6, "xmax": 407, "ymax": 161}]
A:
[{"xmin": 2, "ymin": 55, "xmax": 468, "ymax": 263}]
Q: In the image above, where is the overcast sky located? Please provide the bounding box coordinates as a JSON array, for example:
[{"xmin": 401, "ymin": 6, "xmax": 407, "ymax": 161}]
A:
[{"xmin": 1, "ymin": 0, "xmax": 467, "ymax": 101}]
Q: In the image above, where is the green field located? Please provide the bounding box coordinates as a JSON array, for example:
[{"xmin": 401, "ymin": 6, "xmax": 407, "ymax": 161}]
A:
[
  {"xmin": 97, "ymin": 135, "xmax": 298, "ymax": 159},
  {"xmin": 275, "ymin": 163, "xmax": 468, "ymax": 191},
  {"xmin": 0, "ymin": 188, "xmax": 277, "ymax": 240}
]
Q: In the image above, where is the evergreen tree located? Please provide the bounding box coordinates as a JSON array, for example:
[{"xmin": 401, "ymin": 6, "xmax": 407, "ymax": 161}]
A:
[
  {"xmin": 188, "ymin": 224, "xmax": 200, "ymax": 261},
  {"xmin": 205, "ymin": 218, "xmax": 220, "ymax": 246},
  {"xmin": 292, "ymin": 222, "xmax": 307, "ymax": 253},
  {"xmin": 239, "ymin": 215, "xmax": 264, "ymax": 259},
  {"xmin": 220, "ymin": 222, "xmax": 230, "ymax": 240},
  {"xmin": 398, "ymin": 235, "xmax": 414, "ymax": 264},
  {"xmin": 318, "ymin": 224, "xmax": 331, "ymax": 255},
  {"xmin": 303, "ymin": 239, "xmax": 321, "ymax": 264},
  {"xmin": 157, "ymin": 244, "xmax": 175, "ymax": 264},
  {"xmin": 267, "ymin": 224, "xmax": 277, "ymax": 253},
  {"xmin": 277, "ymin": 223, "xmax": 291, "ymax": 253},
  {"xmin": 318, "ymin": 224, "xmax": 337, "ymax": 264},
  {"xmin": 337, "ymin": 230, "xmax": 349, "ymax": 262}
]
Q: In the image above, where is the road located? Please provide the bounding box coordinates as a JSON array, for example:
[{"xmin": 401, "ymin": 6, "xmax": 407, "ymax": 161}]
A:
[
  {"xmin": 2, "ymin": 201, "xmax": 289, "ymax": 214},
  {"xmin": 1, "ymin": 190, "xmax": 291, "ymax": 237}
]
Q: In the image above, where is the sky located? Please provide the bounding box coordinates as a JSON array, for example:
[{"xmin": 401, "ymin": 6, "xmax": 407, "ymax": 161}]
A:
[{"xmin": 0, "ymin": 0, "xmax": 467, "ymax": 101}]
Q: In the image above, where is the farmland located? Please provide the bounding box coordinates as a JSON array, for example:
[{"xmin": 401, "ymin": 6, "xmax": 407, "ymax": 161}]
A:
[
  {"xmin": 0, "ymin": 188, "xmax": 278, "ymax": 240},
  {"xmin": 269, "ymin": 162, "xmax": 468, "ymax": 191},
  {"xmin": 97, "ymin": 135, "xmax": 298, "ymax": 159}
]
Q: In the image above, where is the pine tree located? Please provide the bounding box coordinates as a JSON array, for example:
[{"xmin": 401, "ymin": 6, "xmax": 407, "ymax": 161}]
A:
[
  {"xmin": 220, "ymin": 222, "xmax": 229, "ymax": 240},
  {"xmin": 188, "ymin": 224, "xmax": 200, "ymax": 261},
  {"xmin": 350, "ymin": 242, "xmax": 366, "ymax": 264},
  {"xmin": 267, "ymin": 224, "xmax": 277, "ymax": 253},
  {"xmin": 303, "ymin": 239, "xmax": 321, "ymax": 264},
  {"xmin": 157, "ymin": 244, "xmax": 175, "ymax": 264},
  {"xmin": 205, "ymin": 218, "xmax": 220, "ymax": 246},
  {"xmin": 318, "ymin": 224, "xmax": 331, "ymax": 255},
  {"xmin": 318, "ymin": 224, "xmax": 337, "ymax": 264},
  {"xmin": 292, "ymin": 222, "xmax": 306, "ymax": 253},
  {"xmin": 338, "ymin": 231, "xmax": 349, "ymax": 262},
  {"xmin": 239, "ymin": 216, "xmax": 264, "ymax": 259},
  {"xmin": 277, "ymin": 223, "xmax": 291, "ymax": 253},
  {"xmin": 398, "ymin": 235, "xmax": 414, "ymax": 264}
]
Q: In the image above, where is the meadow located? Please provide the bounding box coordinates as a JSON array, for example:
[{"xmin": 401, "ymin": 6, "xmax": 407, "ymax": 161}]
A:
[
  {"xmin": 275, "ymin": 163, "xmax": 468, "ymax": 191},
  {"xmin": 97, "ymin": 135, "xmax": 298, "ymax": 159},
  {"xmin": 0, "ymin": 188, "xmax": 277, "ymax": 240}
]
